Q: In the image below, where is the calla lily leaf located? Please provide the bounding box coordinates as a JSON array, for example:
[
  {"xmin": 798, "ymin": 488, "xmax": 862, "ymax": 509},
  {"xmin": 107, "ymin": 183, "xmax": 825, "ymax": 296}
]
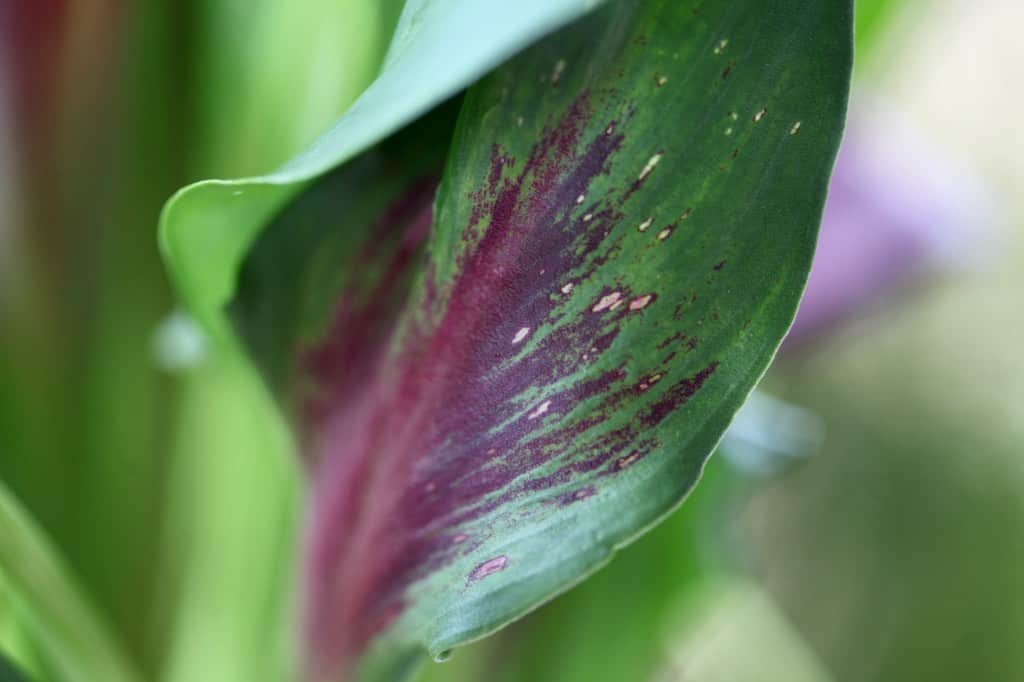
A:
[
  {"xmin": 159, "ymin": 0, "xmax": 609, "ymax": 342},
  {"xmin": 222, "ymin": 2, "xmax": 851, "ymax": 681},
  {"xmin": 165, "ymin": 0, "xmax": 851, "ymax": 680}
]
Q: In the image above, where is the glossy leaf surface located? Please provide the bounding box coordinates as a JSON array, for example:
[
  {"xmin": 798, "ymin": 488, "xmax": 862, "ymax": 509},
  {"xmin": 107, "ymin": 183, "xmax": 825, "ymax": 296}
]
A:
[{"xmin": 221, "ymin": 2, "xmax": 852, "ymax": 680}]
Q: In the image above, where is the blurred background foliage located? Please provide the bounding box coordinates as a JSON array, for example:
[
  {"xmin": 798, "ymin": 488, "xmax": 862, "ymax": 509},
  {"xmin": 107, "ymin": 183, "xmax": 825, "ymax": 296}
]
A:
[{"xmin": 1, "ymin": 1, "xmax": 1022, "ymax": 681}]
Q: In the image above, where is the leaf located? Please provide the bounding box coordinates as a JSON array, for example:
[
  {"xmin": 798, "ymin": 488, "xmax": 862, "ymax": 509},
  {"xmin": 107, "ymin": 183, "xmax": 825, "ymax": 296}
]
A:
[
  {"xmin": 218, "ymin": 1, "xmax": 852, "ymax": 680},
  {"xmin": 159, "ymin": 0, "xmax": 609, "ymax": 342},
  {"xmin": 412, "ymin": 459, "xmax": 729, "ymax": 682},
  {"xmin": 156, "ymin": 358, "xmax": 302, "ymax": 682},
  {"xmin": 0, "ymin": 480, "xmax": 141, "ymax": 682},
  {"xmin": 228, "ymin": 102, "xmax": 463, "ymax": 397},
  {"xmin": 0, "ymin": 653, "xmax": 30, "ymax": 682}
]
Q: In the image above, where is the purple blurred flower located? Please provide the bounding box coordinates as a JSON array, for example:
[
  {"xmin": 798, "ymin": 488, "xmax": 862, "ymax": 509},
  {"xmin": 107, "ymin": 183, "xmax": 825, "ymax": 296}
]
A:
[
  {"xmin": 720, "ymin": 108, "xmax": 991, "ymax": 476},
  {"xmin": 785, "ymin": 106, "xmax": 989, "ymax": 346}
]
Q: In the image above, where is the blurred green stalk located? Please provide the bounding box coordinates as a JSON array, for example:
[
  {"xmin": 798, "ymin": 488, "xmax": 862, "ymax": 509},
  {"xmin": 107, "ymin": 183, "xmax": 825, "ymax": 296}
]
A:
[
  {"xmin": 154, "ymin": 2, "xmax": 405, "ymax": 681},
  {"xmin": 0, "ymin": 481, "xmax": 142, "ymax": 682}
]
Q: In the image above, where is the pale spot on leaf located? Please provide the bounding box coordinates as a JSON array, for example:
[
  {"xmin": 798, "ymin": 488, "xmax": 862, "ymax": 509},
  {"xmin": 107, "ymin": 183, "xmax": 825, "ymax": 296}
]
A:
[
  {"xmin": 638, "ymin": 153, "xmax": 663, "ymax": 181},
  {"xmin": 469, "ymin": 556, "xmax": 508, "ymax": 581},
  {"xmin": 616, "ymin": 452, "xmax": 641, "ymax": 470},
  {"xmin": 630, "ymin": 294, "xmax": 653, "ymax": 311},
  {"xmin": 551, "ymin": 59, "xmax": 566, "ymax": 86},
  {"xmin": 592, "ymin": 292, "xmax": 622, "ymax": 313},
  {"xmin": 528, "ymin": 400, "xmax": 552, "ymax": 420}
]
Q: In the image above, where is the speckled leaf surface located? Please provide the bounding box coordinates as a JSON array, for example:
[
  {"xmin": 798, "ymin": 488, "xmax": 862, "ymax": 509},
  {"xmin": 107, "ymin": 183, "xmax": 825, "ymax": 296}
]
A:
[
  {"xmin": 175, "ymin": 2, "xmax": 858, "ymax": 681},
  {"xmin": 221, "ymin": 2, "xmax": 852, "ymax": 680}
]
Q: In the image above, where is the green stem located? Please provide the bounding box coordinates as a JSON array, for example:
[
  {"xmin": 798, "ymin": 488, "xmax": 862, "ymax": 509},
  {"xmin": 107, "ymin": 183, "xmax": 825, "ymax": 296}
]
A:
[{"xmin": 0, "ymin": 479, "xmax": 143, "ymax": 682}]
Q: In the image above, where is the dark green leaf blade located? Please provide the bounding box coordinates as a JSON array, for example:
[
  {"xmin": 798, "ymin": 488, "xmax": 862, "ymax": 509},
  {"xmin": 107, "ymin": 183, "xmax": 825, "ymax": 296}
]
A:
[{"xmin": 0, "ymin": 653, "xmax": 29, "ymax": 682}]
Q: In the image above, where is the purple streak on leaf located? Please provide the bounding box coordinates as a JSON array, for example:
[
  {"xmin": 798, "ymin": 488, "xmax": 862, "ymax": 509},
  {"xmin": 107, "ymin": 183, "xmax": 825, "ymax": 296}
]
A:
[
  {"xmin": 302, "ymin": 93, "xmax": 718, "ymax": 680},
  {"xmin": 300, "ymin": 178, "xmax": 438, "ymax": 462}
]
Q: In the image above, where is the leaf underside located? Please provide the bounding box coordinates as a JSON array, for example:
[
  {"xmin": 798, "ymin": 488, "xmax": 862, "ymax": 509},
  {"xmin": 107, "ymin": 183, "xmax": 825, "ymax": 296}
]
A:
[{"xmin": 218, "ymin": 0, "xmax": 850, "ymax": 680}]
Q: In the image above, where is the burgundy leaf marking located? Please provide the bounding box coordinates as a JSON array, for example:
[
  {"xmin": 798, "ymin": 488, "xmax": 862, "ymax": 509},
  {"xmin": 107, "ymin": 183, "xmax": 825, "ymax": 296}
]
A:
[{"xmin": 302, "ymin": 93, "xmax": 718, "ymax": 680}]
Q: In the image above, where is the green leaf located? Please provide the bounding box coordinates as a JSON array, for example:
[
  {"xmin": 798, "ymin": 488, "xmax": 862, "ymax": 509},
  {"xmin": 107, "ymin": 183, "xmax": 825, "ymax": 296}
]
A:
[
  {"xmin": 0, "ymin": 480, "xmax": 142, "ymax": 682},
  {"xmin": 157, "ymin": 358, "xmax": 301, "ymax": 682},
  {"xmin": 189, "ymin": 0, "xmax": 405, "ymax": 177},
  {"xmin": 162, "ymin": 0, "xmax": 851, "ymax": 679},
  {"xmin": 412, "ymin": 458, "xmax": 729, "ymax": 682},
  {"xmin": 0, "ymin": 653, "xmax": 30, "ymax": 682},
  {"xmin": 216, "ymin": 2, "xmax": 852, "ymax": 680},
  {"xmin": 159, "ymin": 0, "xmax": 609, "ymax": 342},
  {"xmin": 227, "ymin": 101, "xmax": 463, "ymax": 396}
]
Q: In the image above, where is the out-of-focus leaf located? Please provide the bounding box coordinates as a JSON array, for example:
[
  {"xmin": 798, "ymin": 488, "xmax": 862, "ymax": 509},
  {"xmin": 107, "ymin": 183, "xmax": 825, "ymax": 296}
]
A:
[
  {"xmin": 3, "ymin": 0, "xmax": 183, "ymax": 672},
  {"xmin": 224, "ymin": 1, "xmax": 851, "ymax": 679},
  {"xmin": 0, "ymin": 652, "xmax": 30, "ymax": 682},
  {"xmin": 655, "ymin": 578, "xmax": 835, "ymax": 682},
  {"xmin": 0, "ymin": 481, "xmax": 141, "ymax": 682},
  {"xmin": 159, "ymin": 0, "xmax": 609, "ymax": 341},
  {"xmin": 157, "ymin": 359, "xmax": 300, "ymax": 682},
  {"xmin": 190, "ymin": 0, "xmax": 405, "ymax": 178},
  {"xmin": 853, "ymin": 0, "xmax": 913, "ymax": 72},
  {"xmin": 156, "ymin": 4, "xmax": 400, "ymax": 682},
  {"xmin": 784, "ymin": 111, "xmax": 986, "ymax": 346},
  {"xmin": 742, "ymin": 351, "xmax": 1024, "ymax": 682},
  {"xmin": 0, "ymin": 581, "xmax": 43, "ymax": 682}
]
